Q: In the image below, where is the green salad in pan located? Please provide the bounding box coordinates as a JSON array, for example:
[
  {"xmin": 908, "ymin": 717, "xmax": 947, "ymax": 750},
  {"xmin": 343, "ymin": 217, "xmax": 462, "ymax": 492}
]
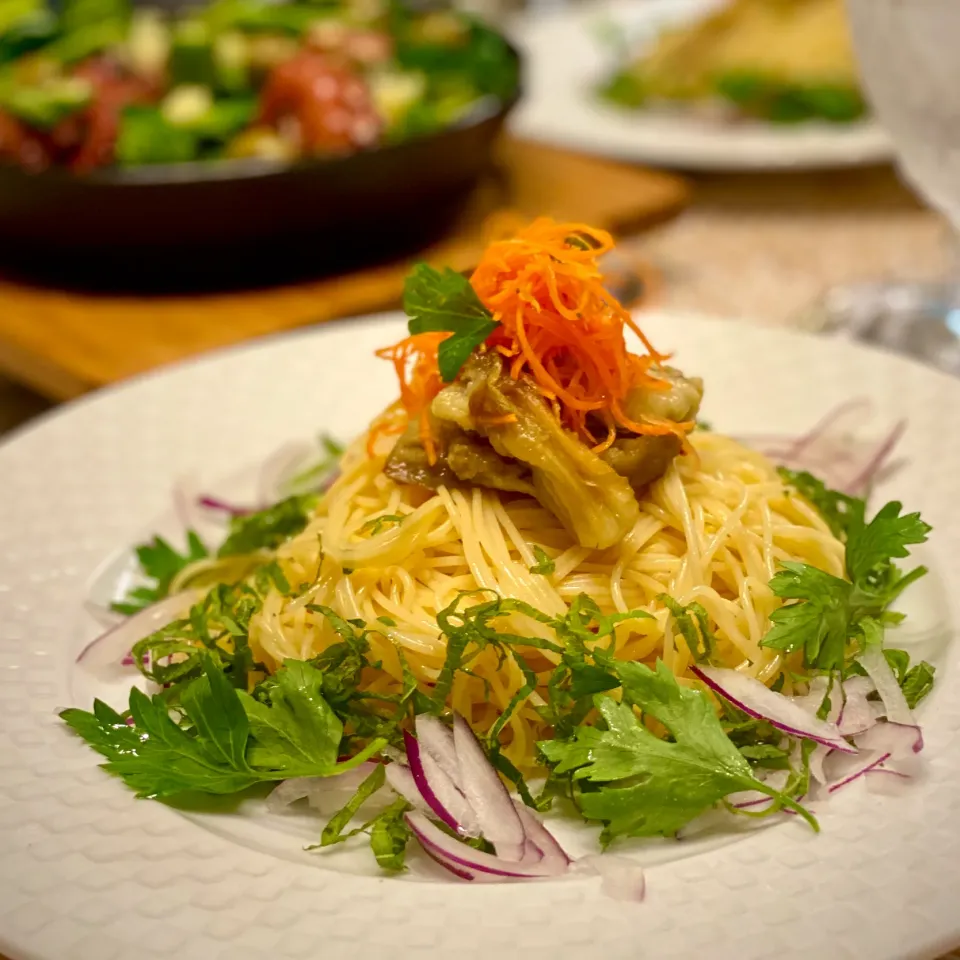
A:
[{"xmin": 0, "ymin": 0, "xmax": 518, "ymax": 172}]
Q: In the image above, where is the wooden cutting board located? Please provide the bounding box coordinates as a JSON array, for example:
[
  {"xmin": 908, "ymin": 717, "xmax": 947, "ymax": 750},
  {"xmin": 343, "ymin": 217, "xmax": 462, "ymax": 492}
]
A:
[{"xmin": 0, "ymin": 137, "xmax": 688, "ymax": 402}]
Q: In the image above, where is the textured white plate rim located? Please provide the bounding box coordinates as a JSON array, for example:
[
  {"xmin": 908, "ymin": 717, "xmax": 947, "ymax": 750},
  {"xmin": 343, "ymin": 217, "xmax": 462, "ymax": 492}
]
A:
[
  {"xmin": 508, "ymin": 0, "xmax": 893, "ymax": 171},
  {"xmin": 1, "ymin": 310, "xmax": 959, "ymax": 960}
]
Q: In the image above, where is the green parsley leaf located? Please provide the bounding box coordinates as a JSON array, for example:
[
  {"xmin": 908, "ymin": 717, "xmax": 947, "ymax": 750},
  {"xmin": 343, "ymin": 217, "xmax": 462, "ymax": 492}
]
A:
[
  {"xmin": 61, "ymin": 659, "xmax": 258, "ymax": 799},
  {"xmin": 217, "ymin": 494, "xmax": 317, "ymax": 558},
  {"xmin": 60, "ymin": 656, "xmax": 382, "ymax": 799},
  {"xmin": 528, "ymin": 545, "xmax": 556, "ymax": 576},
  {"xmin": 240, "ymin": 661, "xmax": 345, "ymax": 777},
  {"xmin": 403, "ymin": 263, "xmax": 500, "ymax": 382},
  {"xmin": 112, "ymin": 530, "xmax": 209, "ymax": 614},
  {"xmin": 539, "ymin": 661, "xmax": 815, "ymax": 842},
  {"xmin": 181, "ymin": 656, "xmax": 251, "ymax": 770}
]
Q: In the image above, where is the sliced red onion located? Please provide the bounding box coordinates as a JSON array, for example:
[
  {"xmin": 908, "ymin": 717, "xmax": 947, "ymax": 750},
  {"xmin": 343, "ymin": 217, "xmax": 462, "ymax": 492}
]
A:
[
  {"xmin": 809, "ymin": 744, "xmax": 831, "ymax": 786},
  {"xmin": 826, "ymin": 751, "xmax": 891, "ymax": 794},
  {"xmin": 729, "ymin": 769, "xmax": 791, "ymax": 810},
  {"xmin": 823, "ymin": 723, "xmax": 922, "ymax": 794},
  {"xmin": 791, "ymin": 675, "xmax": 829, "ymax": 716},
  {"xmin": 865, "ymin": 768, "xmax": 913, "ymax": 796},
  {"xmin": 76, "ymin": 590, "xmax": 202, "ymax": 670},
  {"xmin": 172, "ymin": 476, "xmax": 201, "ymax": 533},
  {"xmin": 198, "ymin": 495, "xmax": 251, "ymax": 518},
  {"xmin": 789, "ymin": 398, "xmax": 872, "ymax": 461},
  {"xmin": 843, "ymin": 421, "xmax": 906, "ymax": 496},
  {"xmin": 738, "ymin": 400, "xmax": 904, "ymax": 495},
  {"xmin": 842, "ymin": 675, "xmax": 876, "ymax": 699},
  {"xmin": 857, "ymin": 644, "xmax": 915, "ymax": 727},
  {"xmin": 267, "ymin": 764, "xmax": 378, "ymax": 816},
  {"xmin": 692, "ymin": 666, "xmax": 856, "ymax": 754},
  {"xmin": 415, "ymin": 714, "xmax": 464, "ymax": 787},
  {"xmin": 405, "ymin": 812, "xmax": 567, "ymax": 882},
  {"xmin": 838, "ymin": 677, "xmax": 883, "ymax": 737},
  {"xmin": 83, "ymin": 599, "xmax": 124, "ymax": 630},
  {"xmin": 120, "ymin": 653, "xmax": 149, "ymax": 667},
  {"xmin": 579, "ymin": 854, "xmax": 646, "ymax": 903},
  {"xmin": 384, "ymin": 762, "xmax": 432, "ymax": 815},
  {"xmin": 854, "ymin": 721, "xmax": 923, "ymax": 762},
  {"xmin": 453, "ymin": 715, "xmax": 527, "ymax": 861},
  {"xmin": 513, "ymin": 803, "xmax": 570, "ymax": 870},
  {"xmin": 403, "ymin": 730, "xmax": 479, "ymax": 837},
  {"xmin": 258, "ymin": 441, "xmax": 314, "ymax": 505}
]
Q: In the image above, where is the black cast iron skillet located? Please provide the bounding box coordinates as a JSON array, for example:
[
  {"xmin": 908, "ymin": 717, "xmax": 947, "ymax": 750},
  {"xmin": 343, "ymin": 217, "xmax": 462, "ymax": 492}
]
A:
[{"xmin": 0, "ymin": 38, "xmax": 522, "ymax": 291}]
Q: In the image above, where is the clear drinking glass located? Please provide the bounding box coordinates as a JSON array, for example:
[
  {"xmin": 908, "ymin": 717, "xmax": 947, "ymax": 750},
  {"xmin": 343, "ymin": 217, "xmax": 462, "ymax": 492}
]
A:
[{"xmin": 820, "ymin": 0, "xmax": 960, "ymax": 373}]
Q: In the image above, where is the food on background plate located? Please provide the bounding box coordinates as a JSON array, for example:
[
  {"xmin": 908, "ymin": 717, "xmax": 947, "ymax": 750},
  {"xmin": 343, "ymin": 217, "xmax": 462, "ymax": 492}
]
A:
[
  {"xmin": 64, "ymin": 218, "xmax": 935, "ymax": 893},
  {"xmin": 0, "ymin": 0, "xmax": 517, "ymax": 172},
  {"xmin": 601, "ymin": 0, "xmax": 866, "ymax": 124}
]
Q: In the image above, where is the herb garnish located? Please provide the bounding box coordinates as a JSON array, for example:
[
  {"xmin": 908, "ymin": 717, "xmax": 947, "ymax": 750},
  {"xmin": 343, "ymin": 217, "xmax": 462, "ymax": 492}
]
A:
[
  {"xmin": 217, "ymin": 493, "xmax": 317, "ymax": 557},
  {"xmin": 762, "ymin": 475, "xmax": 931, "ymax": 671},
  {"xmin": 112, "ymin": 531, "xmax": 209, "ymax": 615},
  {"xmin": 528, "ymin": 545, "xmax": 556, "ymax": 576},
  {"xmin": 539, "ymin": 661, "xmax": 816, "ymax": 844},
  {"xmin": 403, "ymin": 263, "xmax": 500, "ymax": 382},
  {"xmin": 60, "ymin": 657, "xmax": 384, "ymax": 798}
]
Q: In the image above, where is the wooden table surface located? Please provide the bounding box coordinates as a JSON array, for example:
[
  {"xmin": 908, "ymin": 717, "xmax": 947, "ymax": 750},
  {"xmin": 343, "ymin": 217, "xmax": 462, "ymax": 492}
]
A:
[{"xmin": 0, "ymin": 138, "xmax": 688, "ymax": 402}]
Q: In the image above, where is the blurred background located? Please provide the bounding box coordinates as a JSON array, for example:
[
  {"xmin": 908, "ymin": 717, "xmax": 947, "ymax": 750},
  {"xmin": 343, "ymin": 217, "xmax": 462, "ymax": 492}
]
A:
[{"xmin": 0, "ymin": 0, "xmax": 956, "ymax": 441}]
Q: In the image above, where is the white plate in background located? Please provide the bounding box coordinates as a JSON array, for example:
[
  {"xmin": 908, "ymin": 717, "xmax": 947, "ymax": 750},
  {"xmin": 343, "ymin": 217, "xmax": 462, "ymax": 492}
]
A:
[{"xmin": 509, "ymin": 0, "xmax": 892, "ymax": 170}]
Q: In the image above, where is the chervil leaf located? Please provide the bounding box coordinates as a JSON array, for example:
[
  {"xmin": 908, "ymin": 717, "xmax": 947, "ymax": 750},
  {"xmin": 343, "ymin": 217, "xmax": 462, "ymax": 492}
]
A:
[
  {"xmin": 217, "ymin": 494, "xmax": 317, "ymax": 558},
  {"xmin": 403, "ymin": 263, "xmax": 500, "ymax": 382},
  {"xmin": 538, "ymin": 661, "xmax": 815, "ymax": 842},
  {"xmin": 528, "ymin": 545, "xmax": 556, "ymax": 576},
  {"xmin": 112, "ymin": 530, "xmax": 209, "ymax": 614}
]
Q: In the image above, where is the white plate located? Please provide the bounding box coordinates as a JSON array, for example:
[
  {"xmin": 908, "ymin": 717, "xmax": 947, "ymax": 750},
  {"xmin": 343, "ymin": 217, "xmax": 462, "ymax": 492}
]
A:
[
  {"xmin": 1, "ymin": 311, "xmax": 959, "ymax": 960},
  {"xmin": 508, "ymin": 0, "xmax": 892, "ymax": 170}
]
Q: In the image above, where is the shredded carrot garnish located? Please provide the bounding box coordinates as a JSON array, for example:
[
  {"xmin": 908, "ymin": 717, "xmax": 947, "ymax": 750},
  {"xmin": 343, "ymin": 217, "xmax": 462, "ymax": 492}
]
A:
[
  {"xmin": 373, "ymin": 333, "xmax": 446, "ymax": 463},
  {"xmin": 378, "ymin": 218, "xmax": 689, "ymax": 460}
]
